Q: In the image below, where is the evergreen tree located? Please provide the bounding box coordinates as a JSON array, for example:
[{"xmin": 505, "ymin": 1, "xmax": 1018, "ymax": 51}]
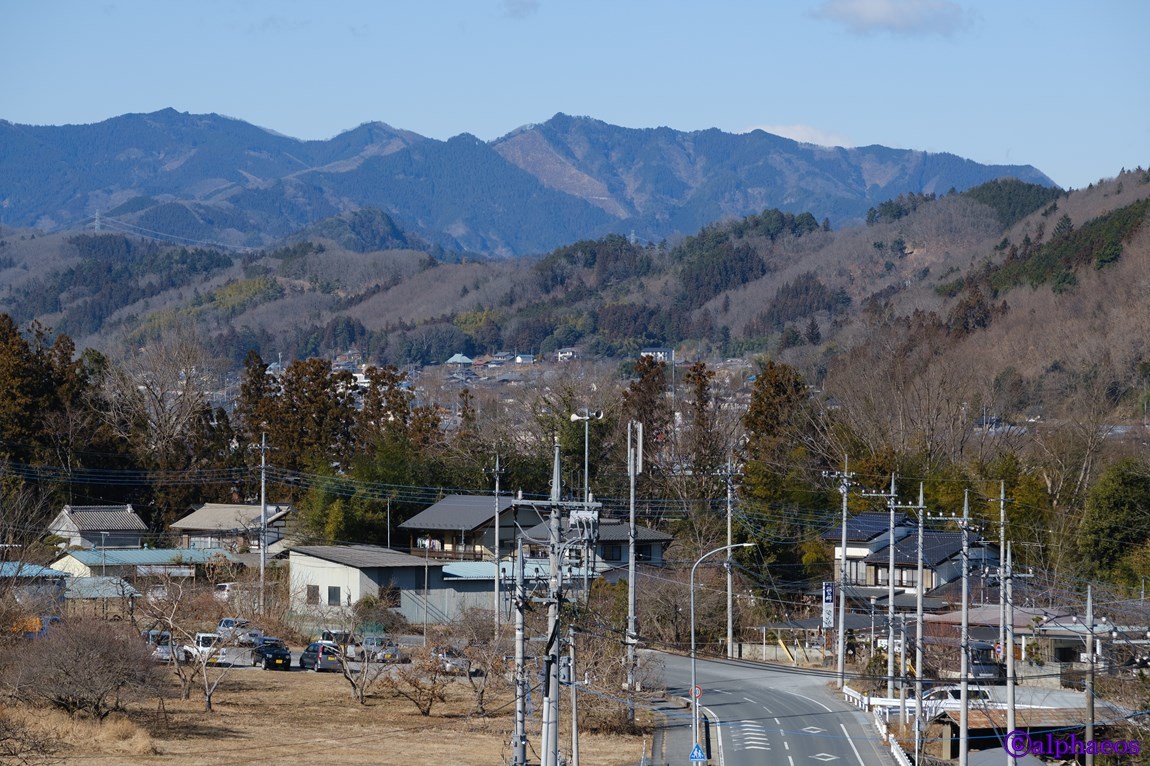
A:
[{"xmin": 804, "ymin": 317, "xmax": 822, "ymax": 345}]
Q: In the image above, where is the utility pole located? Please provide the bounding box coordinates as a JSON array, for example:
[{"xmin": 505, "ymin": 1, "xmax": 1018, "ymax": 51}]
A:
[
  {"xmin": 825, "ymin": 459, "xmax": 854, "ymax": 688},
  {"xmin": 864, "ymin": 475, "xmax": 898, "ymax": 698},
  {"xmin": 258, "ymin": 431, "xmax": 268, "ymax": 616},
  {"xmin": 512, "ymin": 538, "xmax": 527, "ymax": 766},
  {"xmin": 1005, "ymin": 542, "xmax": 1015, "ymax": 766},
  {"xmin": 899, "ymin": 613, "xmax": 908, "ymax": 724},
  {"xmin": 626, "ymin": 420, "xmax": 642, "ymax": 716},
  {"xmin": 1086, "ymin": 584, "xmax": 1095, "ymax": 766},
  {"xmin": 998, "ymin": 481, "xmax": 1006, "ymax": 659},
  {"xmin": 570, "ymin": 625, "xmax": 580, "ymax": 766},
  {"xmin": 726, "ymin": 455, "xmax": 735, "ymax": 659},
  {"xmin": 541, "ymin": 439, "xmax": 562, "ymax": 766},
  {"xmin": 535, "ymin": 436, "xmax": 601, "ymax": 766},
  {"xmin": 960, "ymin": 491, "xmax": 971, "ymax": 766},
  {"xmin": 486, "ymin": 455, "xmax": 506, "ymax": 640},
  {"xmin": 913, "ymin": 483, "xmax": 926, "ymax": 766}
]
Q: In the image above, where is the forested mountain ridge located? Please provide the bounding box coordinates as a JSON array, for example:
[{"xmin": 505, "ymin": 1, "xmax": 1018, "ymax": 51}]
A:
[
  {"xmin": 0, "ymin": 169, "xmax": 1145, "ymax": 387},
  {"xmin": 0, "ymin": 109, "xmax": 1055, "ymax": 257}
]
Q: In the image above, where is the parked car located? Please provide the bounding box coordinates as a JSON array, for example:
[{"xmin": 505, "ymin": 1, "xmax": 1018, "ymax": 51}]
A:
[
  {"xmin": 362, "ymin": 635, "xmax": 405, "ymax": 663},
  {"xmin": 251, "ymin": 637, "xmax": 292, "ymax": 670},
  {"xmin": 142, "ymin": 629, "xmax": 174, "ymax": 663},
  {"xmin": 217, "ymin": 617, "xmax": 250, "ymax": 639},
  {"xmin": 434, "ymin": 646, "xmax": 471, "ymax": 676},
  {"xmin": 182, "ymin": 632, "xmax": 241, "ymax": 665},
  {"xmin": 299, "ymin": 641, "xmax": 343, "ymax": 672},
  {"xmin": 218, "ymin": 617, "xmax": 262, "ymax": 646}
]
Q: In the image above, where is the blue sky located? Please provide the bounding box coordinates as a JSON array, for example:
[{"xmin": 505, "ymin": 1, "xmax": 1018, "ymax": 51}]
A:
[{"xmin": 2, "ymin": 0, "xmax": 1146, "ymax": 189}]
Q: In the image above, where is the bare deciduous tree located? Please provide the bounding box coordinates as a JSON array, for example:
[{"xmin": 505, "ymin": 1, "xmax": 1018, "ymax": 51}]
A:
[
  {"xmin": 136, "ymin": 574, "xmax": 247, "ymax": 711},
  {"xmin": 0, "ymin": 619, "xmax": 160, "ymax": 720},
  {"xmin": 378, "ymin": 645, "xmax": 452, "ymax": 716}
]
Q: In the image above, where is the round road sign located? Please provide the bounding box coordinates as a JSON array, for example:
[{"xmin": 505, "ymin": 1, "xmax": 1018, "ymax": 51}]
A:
[{"xmin": 692, "ymin": 685, "xmax": 703, "ymax": 699}]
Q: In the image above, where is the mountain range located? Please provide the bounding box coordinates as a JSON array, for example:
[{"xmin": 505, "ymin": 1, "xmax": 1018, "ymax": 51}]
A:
[{"xmin": 0, "ymin": 109, "xmax": 1055, "ymax": 257}]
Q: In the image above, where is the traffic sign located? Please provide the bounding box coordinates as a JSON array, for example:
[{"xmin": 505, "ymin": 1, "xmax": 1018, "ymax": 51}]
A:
[
  {"xmin": 689, "ymin": 743, "xmax": 707, "ymax": 762},
  {"xmin": 691, "ymin": 684, "xmax": 703, "ymax": 699}
]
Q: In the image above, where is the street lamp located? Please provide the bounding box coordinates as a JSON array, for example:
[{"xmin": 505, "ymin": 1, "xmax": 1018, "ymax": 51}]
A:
[
  {"xmin": 569, "ymin": 410, "xmax": 603, "ymax": 503},
  {"xmin": 691, "ymin": 542, "xmax": 755, "ymax": 749}
]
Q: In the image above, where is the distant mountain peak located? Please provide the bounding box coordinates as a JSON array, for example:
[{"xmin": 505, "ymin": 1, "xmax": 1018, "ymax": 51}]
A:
[{"xmin": 0, "ymin": 110, "xmax": 1057, "ymax": 257}]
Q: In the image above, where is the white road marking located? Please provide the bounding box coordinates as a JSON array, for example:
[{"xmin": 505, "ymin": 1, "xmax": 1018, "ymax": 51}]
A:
[{"xmin": 840, "ymin": 723, "xmax": 867, "ymax": 766}]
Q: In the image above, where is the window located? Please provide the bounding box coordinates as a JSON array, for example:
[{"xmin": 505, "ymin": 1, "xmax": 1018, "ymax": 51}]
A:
[
  {"xmin": 637, "ymin": 544, "xmax": 652, "ymax": 561},
  {"xmin": 306, "ymin": 585, "xmax": 319, "ymax": 605},
  {"xmin": 602, "ymin": 544, "xmax": 623, "ymax": 561},
  {"xmin": 327, "ymin": 586, "xmax": 341, "ymax": 607}
]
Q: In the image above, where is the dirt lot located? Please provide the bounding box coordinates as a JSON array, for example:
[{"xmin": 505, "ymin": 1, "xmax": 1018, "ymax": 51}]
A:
[{"xmin": 10, "ymin": 662, "xmax": 649, "ymax": 766}]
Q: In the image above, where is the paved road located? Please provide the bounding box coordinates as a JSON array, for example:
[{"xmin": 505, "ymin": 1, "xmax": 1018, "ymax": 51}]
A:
[{"xmin": 657, "ymin": 653, "xmax": 894, "ymax": 766}]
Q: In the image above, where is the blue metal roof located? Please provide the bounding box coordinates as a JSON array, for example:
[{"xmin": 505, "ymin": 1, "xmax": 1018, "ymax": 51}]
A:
[
  {"xmin": 55, "ymin": 548, "xmax": 237, "ymax": 566},
  {"xmin": 0, "ymin": 562, "xmax": 69, "ymax": 578},
  {"xmin": 65, "ymin": 575, "xmax": 141, "ymax": 599},
  {"xmin": 442, "ymin": 560, "xmax": 589, "ymax": 580}
]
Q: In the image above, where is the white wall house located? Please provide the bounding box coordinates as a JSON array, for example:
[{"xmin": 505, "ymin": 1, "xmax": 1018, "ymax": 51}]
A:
[{"xmin": 289, "ymin": 545, "xmax": 451, "ymax": 625}]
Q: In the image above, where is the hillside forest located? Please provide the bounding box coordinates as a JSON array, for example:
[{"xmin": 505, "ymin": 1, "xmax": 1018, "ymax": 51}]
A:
[{"xmin": 0, "ymin": 169, "xmax": 1149, "ymax": 603}]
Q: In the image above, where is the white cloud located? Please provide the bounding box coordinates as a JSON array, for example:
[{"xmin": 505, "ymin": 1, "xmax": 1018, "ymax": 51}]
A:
[
  {"xmin": 743, "ymin": 124, "xmax": 854, "ymax": 148},
  {"xmin": 813, "ymin": 0, "xmax": 971, "ymax": 36},
  {"xmin": 503, "ymin": 0, "xmax": 540, "ymax": 19}
]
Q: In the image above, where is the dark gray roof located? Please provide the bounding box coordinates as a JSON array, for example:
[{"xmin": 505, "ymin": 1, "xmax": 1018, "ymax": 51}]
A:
[
  {"xmin": 865, "ymin": 530, "xmax": 989, "ymax": 568},
  {"xmin": 398, "ymin": 494, "xmax": 517, "ymax": 532},
  {"xmin": 594, "ymin": 519, "xmax": 672, "ymax": 543},
  {"xmin": 290, "ymin": 544, "xmax": 433, "ymax": 569},
  {"xmin": 821, "ymin": 511, "xmax": 909, "ymax": 543},
  {"xmin": 519, "ymin": 518, "xmax": 671, "ymax": 544},
  {"xmin": 56, "ymin": 505, "xmax": 147, "ymax": 532}
]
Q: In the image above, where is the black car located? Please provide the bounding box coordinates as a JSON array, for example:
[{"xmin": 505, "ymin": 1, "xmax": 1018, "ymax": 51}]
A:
[{"xmin": 251, "ymin": 637, "xmax": 292, "ymax": 670}]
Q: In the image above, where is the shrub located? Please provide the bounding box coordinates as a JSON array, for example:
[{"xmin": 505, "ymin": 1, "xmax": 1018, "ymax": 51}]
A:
[{"xmin": 0, "ymin": 620, "xmax": 161, "ymax": 720}]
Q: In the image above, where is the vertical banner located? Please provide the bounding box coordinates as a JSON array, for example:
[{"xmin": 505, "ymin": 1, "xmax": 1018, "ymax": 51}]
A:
[{"xmin": 822, "ymin": 581, "xmax": 835, "ymax": 629}]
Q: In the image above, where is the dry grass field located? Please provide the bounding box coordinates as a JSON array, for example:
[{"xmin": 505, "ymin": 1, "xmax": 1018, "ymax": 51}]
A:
[{"xmin": 6, "ymin": 663, "xmax": 648, "ymax": 766}]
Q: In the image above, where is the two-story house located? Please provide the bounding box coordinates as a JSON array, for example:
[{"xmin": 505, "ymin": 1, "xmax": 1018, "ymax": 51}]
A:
[
  {"xmin": 398, "ymin": 494, "xmax": 545, "ymax": 561},
  {"xmin": 518, "ymin": 517, "xmax": 672, "ymax": 583},
  {"xmin": 822, "ymin": 511, "xmax": 913, "ymax": 587},
  {"xmin": 169, "ymin": 502, "xmax": 291, "ymax": 552},
  {"xmin": 864, "ymin": 529, "xmax": 999, "ymax": 592}
]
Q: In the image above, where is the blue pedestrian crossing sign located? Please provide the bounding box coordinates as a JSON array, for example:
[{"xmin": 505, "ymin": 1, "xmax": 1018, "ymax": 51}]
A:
[{"xmin": 689, "ymin": 743, "xmax": 707, "ymax": 762}]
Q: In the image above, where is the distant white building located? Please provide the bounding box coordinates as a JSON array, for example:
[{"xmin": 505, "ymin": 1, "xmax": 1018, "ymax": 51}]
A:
[{"xmin": 640, "ymin": 347, "xmax": 675, "ymax": 364}]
